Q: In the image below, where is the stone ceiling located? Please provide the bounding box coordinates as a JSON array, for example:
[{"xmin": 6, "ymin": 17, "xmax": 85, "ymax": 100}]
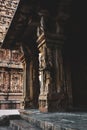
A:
[{"xmin": 0, "ymin": 0, "xmax": 72, "ymax": 50}]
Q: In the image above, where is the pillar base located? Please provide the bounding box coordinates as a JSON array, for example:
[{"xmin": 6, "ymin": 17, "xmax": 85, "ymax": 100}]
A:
[
  {"xmin": 24, "ymin": 97, "xmax": 39, "ymax": 109},
  {"xmin": 39, "ymin": 92, "xmax": 68, "ymax": 112},
  {"xmin": 20, "ymin": 99, "xmax": 25, "ymax": 109},
  {"xmin": 24, "ymin": 97, "xmax": 32, "ymax": 109}
]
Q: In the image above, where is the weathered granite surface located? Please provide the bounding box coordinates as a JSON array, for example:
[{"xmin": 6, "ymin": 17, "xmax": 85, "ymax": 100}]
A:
[
  {"xmin": 0, "ymin": 115, "xmax": 21, "ymax": 126},
  {"xmin": 0, "ymin": 110, "xmax": 42, "ymax": 130},
  {"xmin": 1, "ymin": 109, "xmax": 87, "ymax": 130},
  {"xmin": 0, "ymin": 127, "xmax": 12, "ymax": 130},
  {"xmin": 10, "ymin": 119, "xmax": 42, "ymax": 130},
  {"xmin": 19, "ymin": 109, "xmax": 87, "ymax": 130}
]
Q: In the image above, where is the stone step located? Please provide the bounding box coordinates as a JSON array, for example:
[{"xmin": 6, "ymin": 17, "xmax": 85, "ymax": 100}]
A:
[
  {"xmin": 19, "ymin": 109, "xmax": 87, "ymax": 130},
  {"xmin": 10, "ymin": 119, "xmax": 42, "ymax": 130},
  {"xmin": 0, "ymin": 127, "xmax": 12, "ymax": 130}
]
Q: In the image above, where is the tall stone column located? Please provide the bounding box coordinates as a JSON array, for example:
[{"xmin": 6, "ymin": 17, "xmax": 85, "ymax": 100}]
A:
[
  {"xmin": 23, "ymin": 59, "xmax": 31, "ymax": 108},
  {"xmin": 21, "ymin": 46, "xmax": 32, "ymax": 108},
  {"xmin": 20, "ymin": 56, "xmax": 26, "ymax": 109},
  {"xmin": 22, "ymin": 45, "xmax": 39, "ymax": 109},
  {"xmin": 31, "ymin": 51, "xmax": 40, "ymax": 108},
  {"xmin": 37, "ymin": 11, "xmax": 68, "ymax": 112}
]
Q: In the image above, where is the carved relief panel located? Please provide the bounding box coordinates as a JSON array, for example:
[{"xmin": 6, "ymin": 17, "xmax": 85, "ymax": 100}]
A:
[
  {"xmin": 0, "ymin": 69, "xmax": 23, "ymax": 93},
  {"xmin": 38, "ymin": 44, "xmax": 56, "ymax": 95},
  {"xmin": 3, "ymin": 49, "xmax": 11, "ymax": 61},
  {"xmin": 39, "ymin": 45, "xmax": 46, "ymax": 94},
  {"xmin": 10, "ymin": 70, "xmax": 23, "ymax": 93},
  {"xmin": 0, "ymin": 72, "xmax": 4, "ymax": 92},
  {"xmin": 0, "ymin": 49, "xmax": 23, "ymax": 63},
  {"xmin": 0, "ymin": 48, "xmax": 23, "ymax": 93},
  {"xmin": 11, "ymin": 50, "xmax": 20, "ymax": 62},
  {"xmin": 0, "ymin": 49, "xmax": 4, "ymax": 61},
  {"xmin": 3, "ymin": 71, "xmax": 10, "ymax": 92}
]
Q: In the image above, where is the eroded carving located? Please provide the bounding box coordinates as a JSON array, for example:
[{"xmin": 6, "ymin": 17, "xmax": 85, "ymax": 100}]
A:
[
  {"xmin": 37, "ymin": 12, "xmax": 67, "ymax": 112},
  {"xmin": 0, "ymin": 49, "xmax": 23, "ymax": 93},
  {"xmin": 0, "ymin": 0, "xmax": 20, "ymax": 43},
  {"xmin": 10, "ymin": 71, "xmax": 23, "ymax": 93}
]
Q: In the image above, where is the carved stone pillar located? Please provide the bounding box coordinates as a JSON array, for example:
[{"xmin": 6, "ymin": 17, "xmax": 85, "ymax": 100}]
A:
[
  {"xmin": 25, "ymin": 58, "xmax": 39, "ymax": 109},
  {"xmin": 21, "ymin": 57, "xmax": 26, "ymax": 109},
  {"xmin": 24, "ymin": 59, "xmax": 31, "ymax": 108},
  {"xmin": 64, "ymin": 62, "xmax": 73, "ymax": 110},
  {"xmin": 31, "ymin": 51, "xmax": 40, "ymax": 108},
  {"xmin": 22, "ymin": 46, "xmax": 39, "ymax": 109},
  {"xmin": 37, "ymin": 11, "xmax": 68, "ymax": 112}
]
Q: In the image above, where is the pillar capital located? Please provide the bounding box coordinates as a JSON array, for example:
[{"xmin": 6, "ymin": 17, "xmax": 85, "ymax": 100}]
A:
[{"xmin": 37, "ymin": 11, "xmax": 65, "ymax": 49}]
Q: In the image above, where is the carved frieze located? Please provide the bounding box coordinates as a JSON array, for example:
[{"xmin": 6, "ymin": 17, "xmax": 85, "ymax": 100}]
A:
[
  {"xmin": 11, "ymin": 50, "xmax": 20, "ymax": 62},
  {"xmin": 3, "ymin": 71, "xmax": 10, "ymax": 92},
  {"xmin": 0, "ymin": 0, "xmax": 20, "ymax": 43},
  {"xmin": 37, "ymin": 14, "xmax": 57, "ymax": 95},
  {"xmin": 0, "ymin": 72, "xmax": 3, "ymax": 92},
  {"xmin": 0, "ymin": 49, "xmax": 23, "ymax": 64},
  {"xmin": 0, "ymin": 48, "xmax": 23, "ymax": 93},
  {"xmin": 0, "ymin": 69, "xmax": 23, "ymax": 93},
  {"xmin": 10, "ymin": 71, "xmax": 23, "ymax": 93}
]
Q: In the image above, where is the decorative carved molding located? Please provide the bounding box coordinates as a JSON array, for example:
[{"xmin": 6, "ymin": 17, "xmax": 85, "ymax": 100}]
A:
[
  {"xmin": 0, "ymin": 48, "xmax": 23, "ymax": 93},
  {"xmin": 0, "ymin": 49, "xmax": 23, "ymax": 68},
  {"xmin": 0, "ymin": 69, "xmax": 23, "ymax": 93},
  {"xmin": 0, "ymin": 0, "xmax": 20, "ymax": 43}
]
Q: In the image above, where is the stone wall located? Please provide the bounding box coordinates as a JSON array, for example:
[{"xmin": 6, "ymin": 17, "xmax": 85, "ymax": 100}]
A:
[{"xmin": 0, "ymin": 49, "xmax": 23, "ymax": 109}]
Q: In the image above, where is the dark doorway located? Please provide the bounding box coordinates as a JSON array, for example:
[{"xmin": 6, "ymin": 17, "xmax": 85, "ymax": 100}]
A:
[
  {"xmin": 63, "ymin": 0, "xmax": 87, "ymax": 110},
  {"xmin": 71, "ymin": 54, "xmax": 87, "ymax": 108}
]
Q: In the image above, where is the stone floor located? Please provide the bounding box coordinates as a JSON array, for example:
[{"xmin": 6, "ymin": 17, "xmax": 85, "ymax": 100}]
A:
[
  {"xmin": 0, "ymin": 127, "xmax": 12, "ymax": 130},
  {"xmin": 19, "ymin": 109, "xmax": 87, "ymax": 130},
  {"xmin": 10, "ymin": 119, "xmax": 42, "ymax": 130},
  {"xmin": 0, "ymin": 109, "xmax": 87, "ymax": 130},
  {"xmin": 0, "ymin": 109, "xmax": 42, "ymax": 130}
]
